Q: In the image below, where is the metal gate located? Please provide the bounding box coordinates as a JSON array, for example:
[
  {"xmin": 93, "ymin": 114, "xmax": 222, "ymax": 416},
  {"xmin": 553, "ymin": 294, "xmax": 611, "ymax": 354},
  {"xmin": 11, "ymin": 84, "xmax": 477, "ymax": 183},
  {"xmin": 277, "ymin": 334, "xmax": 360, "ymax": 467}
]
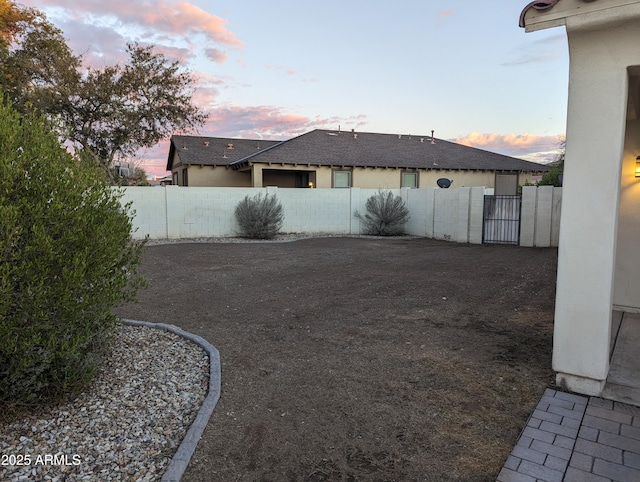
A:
[{"xmin": 482, "ymin": 195, "xmax": 521, "ymax": 245}]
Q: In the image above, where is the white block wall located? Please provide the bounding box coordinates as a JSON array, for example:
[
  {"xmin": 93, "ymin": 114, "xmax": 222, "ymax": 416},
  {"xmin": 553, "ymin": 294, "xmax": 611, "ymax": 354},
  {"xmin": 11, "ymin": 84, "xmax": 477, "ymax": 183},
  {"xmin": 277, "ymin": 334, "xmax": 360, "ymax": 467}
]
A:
[
  {"xmin": 273, "ymin": 186, "xmax": 353, "ymax": 234},
  {"xmin": 519, "ymin": 186, "xmax": 562, "ymax": 248},
  {"xmin": 118, "ymin": 186, "xmax": 560, "ymax": 247},
  {"xmin": 404, "ymin": 188, "xmax": 434, "ymax": 237},
  {"xmin": 119, "ymin": 186, "xmax": 168, "ymax": 239}
]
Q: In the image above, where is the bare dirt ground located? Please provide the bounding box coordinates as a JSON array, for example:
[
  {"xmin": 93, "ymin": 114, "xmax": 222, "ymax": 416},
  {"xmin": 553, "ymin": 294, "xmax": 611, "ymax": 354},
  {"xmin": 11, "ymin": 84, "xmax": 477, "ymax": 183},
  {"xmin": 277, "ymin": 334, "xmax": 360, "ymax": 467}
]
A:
[{"xmin": 117, "ymin": 237, "xmax": 558, "ymax": 481}]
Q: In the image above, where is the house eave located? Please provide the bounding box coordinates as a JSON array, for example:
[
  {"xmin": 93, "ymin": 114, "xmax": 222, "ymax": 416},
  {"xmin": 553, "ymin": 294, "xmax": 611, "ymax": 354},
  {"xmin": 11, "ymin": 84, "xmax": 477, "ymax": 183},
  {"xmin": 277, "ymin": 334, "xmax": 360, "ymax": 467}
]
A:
[{"xmin": 520, "ymin": 0, "xmax": 640, "ymax": 32}]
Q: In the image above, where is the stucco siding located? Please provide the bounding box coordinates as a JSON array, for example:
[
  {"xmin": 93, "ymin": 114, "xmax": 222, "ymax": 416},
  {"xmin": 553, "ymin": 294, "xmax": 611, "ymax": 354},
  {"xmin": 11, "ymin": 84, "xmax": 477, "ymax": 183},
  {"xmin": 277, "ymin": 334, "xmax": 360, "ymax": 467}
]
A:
[
  {"xmin": 546, "ymin": 5, "xmax": 640, "ymax": 393},
  {"xmin": 175, "ymin": 163, "xmax": 539, "ymax": 190},
  {"xmin": 614, "ymin": 118, "xmax": 640, "ymax": 311},
  {"xmin": 178, "ymin": 166, "xmax": 252, "ymax": 187}
]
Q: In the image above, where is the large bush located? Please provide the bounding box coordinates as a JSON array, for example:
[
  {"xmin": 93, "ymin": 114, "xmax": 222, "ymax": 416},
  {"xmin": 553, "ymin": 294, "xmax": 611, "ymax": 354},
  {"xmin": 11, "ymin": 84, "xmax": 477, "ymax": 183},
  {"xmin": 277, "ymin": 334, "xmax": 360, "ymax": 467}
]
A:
[
  {"xmin": 355, "ymin": 190, "xmax": 410, "ymax": 236},
  {"xmin": 234, "ymin": 192, "xmax": 284, "ymax": 239},
  {"xmin": 0, "ymin": 99, "xmax": 145, "ymax": 407}
]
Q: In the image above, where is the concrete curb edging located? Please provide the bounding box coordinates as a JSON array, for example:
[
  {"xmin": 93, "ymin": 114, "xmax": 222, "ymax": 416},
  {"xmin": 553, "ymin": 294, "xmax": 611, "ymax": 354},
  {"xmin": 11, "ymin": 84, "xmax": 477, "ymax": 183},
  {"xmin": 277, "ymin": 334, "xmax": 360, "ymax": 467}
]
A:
[{"xmin": 121, "ymin": 319, "xmax": 221, "ymax": 482}]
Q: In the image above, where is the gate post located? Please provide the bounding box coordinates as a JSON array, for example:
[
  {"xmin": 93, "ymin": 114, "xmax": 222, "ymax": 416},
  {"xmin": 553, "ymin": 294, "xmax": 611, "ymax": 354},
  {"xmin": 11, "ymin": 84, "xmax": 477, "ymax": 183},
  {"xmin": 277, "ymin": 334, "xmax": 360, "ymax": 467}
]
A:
[{"xmin": 520, "ymin": 186, "xmax": 537, "ymax": 247}]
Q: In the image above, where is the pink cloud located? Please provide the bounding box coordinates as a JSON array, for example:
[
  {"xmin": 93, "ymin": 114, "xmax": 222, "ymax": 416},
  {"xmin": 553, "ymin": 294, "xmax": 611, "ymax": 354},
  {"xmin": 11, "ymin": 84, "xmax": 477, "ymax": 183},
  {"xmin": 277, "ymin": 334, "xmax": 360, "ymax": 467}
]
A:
[
  {"xmin": 22, "ymin": 0, "xmax": 241, "ymax": 68},
  {"xmin": 455, "ymin": 132, "xmax": 565, "ymax": 163},
  {"xmin": 27, "ymin": 0, "xmax": 242, "ymax": 47},
  {"xmin": 51, "ymin": 20, "xmax": 129, "ymax": 67},
  {"xmin": 191, "ymin": 86, "xmax": 220, "ymax": 108},
  {"xmin": 438, "ymin": 10, "xmax": 454, "ymax": 17},
  {"xmin": 151, "ymin": 44, "xmax": 195, "ymax": 63},
  {"xmin": 265, "ymin": 64, "xmax": 297, "ymax": 76},
  {"xmin": 204, "ymin": 48, "xmax": 227, "ymax": 64},
  {"xmin": 137, "ymin": 142, "xmax": 172, "ymax": 178},
  {"xmin": 203, "ymin": 106, "xmax": 369, "ymax": 140},
  {"xmin": 139, "ymin": 2, "xmax": 242, "ymax": 47},
  {"xmin": 204, "ymin": 105, "xmax": 316, "ymax": 139}
]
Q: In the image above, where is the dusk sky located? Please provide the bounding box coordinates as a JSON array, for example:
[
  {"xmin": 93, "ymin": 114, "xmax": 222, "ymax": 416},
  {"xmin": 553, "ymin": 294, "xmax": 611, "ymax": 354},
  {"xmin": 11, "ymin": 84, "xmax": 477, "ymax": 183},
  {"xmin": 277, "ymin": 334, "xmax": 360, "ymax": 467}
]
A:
[{"xmin": 20, "ymin": 1, "xmax": 570, "ymax": 178}]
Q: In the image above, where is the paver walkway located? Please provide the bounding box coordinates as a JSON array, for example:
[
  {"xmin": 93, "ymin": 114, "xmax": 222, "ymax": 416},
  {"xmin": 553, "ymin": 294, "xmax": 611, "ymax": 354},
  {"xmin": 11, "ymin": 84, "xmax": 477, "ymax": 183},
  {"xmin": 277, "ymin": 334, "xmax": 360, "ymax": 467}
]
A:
[{"xmin": 497, "ymin": 388, "xmax": 640, "ymax": 481}]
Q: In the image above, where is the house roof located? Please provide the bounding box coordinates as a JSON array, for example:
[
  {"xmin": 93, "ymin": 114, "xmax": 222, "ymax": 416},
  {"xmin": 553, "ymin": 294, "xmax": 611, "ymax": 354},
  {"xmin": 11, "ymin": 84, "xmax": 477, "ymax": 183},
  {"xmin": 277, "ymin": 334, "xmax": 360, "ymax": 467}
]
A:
[
  {"xmin": 167, "ymin": 135, "xmax": 280, "ymax": 171},
  {"xmin": 230, "ymin": 129, "xmax": 548, "ymax": 172}
]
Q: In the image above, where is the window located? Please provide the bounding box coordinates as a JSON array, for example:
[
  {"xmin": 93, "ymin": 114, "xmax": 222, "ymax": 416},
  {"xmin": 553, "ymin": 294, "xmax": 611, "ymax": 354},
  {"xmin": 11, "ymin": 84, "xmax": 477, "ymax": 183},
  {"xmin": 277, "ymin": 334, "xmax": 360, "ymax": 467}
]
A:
[
  {"xmin": 333, "ymin": 170, "xmax": 351, "ymax": 188},
  {"xmin": 401, "ymin": 172, "xmax": 418, "ymax": 188},
  {"xmin": 182, "ymin": 168, "xmax": 189, "ymax": 186}
]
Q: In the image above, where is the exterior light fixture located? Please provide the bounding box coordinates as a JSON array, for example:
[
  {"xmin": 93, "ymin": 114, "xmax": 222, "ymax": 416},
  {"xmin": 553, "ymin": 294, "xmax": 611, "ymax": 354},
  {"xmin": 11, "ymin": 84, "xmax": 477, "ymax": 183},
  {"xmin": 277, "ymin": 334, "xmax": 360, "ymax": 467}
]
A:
[{"xmin": 636, "ymin": 156, "xmax": 640, "ymax": 178}]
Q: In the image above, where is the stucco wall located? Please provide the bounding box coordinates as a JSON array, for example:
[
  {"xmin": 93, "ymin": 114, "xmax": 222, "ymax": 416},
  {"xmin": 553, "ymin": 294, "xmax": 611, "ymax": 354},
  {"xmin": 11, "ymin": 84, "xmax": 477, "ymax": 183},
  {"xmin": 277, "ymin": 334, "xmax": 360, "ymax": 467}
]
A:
[
  {"xmin": 550, "ymin": 5, "xmax": 640, "ymax": 394},
  {"xmin": 614, "ymin": 118, "xmax": 640, "ymax": 311},
  {"xmin": 119, "ymin": 186, "xmax": 559, "ymax": 247},
  {"xmin": 186, "ymin": 165, "xmax": 252, "ymax": 187},
  {"xmin": 174, "ymin": 163, "xmax": 540, "ymax": 189}
]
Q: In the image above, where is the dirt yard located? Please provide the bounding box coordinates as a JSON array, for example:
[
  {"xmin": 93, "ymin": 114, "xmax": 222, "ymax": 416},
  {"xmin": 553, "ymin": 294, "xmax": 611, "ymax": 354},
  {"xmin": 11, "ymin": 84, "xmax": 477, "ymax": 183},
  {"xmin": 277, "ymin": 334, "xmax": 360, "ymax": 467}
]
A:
[{"xmin": 117, "ymin": 237, "xmax": 558, "ymax": 481}]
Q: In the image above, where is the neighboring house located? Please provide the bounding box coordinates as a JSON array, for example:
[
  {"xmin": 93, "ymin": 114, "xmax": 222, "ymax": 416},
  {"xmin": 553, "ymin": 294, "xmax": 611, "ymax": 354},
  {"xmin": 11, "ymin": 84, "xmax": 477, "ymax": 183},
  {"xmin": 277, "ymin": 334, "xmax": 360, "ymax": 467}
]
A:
[
  {"xmin": 113, "ymin": 161, "xmax": 147, "ymax": 185},
  {"xmin": 167, "ymin": 129, "xmax": 548, "ymax": 194},
  {"xmin": 154, "ymin": 175, "xmax": 173, "ymax": 186},
  {"xmin": 167, "ymin": 136, "xmax": 280, "ymax": 187},
  {"xmin": 521, "ymin": 0, "xmax": 640, "ymax": 404}
]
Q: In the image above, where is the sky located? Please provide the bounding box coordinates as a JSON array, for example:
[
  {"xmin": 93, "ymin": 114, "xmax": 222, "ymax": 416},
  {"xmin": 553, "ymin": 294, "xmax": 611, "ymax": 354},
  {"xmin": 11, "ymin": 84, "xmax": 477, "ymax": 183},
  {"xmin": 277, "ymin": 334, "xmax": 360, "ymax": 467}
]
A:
[{"xmin": 19, "ymin": 0, "xmax": 570, "ymax": 178}]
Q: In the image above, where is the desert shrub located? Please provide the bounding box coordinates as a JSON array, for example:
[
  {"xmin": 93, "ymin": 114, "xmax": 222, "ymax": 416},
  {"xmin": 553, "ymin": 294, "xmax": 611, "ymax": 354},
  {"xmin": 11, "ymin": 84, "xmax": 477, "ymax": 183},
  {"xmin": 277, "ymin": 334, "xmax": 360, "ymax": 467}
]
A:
[
  {"xmin": 355, "ymin": 190, "xmax": 410, "ymax": 236},
  {"xmin": 234, "ymin": 192, "xmax": 284, "ymax": 239},
  {"xmin": 0, "ymin": 98, "xmax": 145, "ymax": 407}
]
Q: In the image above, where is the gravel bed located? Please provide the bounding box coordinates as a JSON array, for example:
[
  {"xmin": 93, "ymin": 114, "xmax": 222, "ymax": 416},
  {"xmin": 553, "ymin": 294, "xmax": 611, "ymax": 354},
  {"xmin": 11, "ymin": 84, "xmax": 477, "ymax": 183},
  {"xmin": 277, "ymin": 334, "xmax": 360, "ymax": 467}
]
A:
[
  {"xmin": 145, "ymin": 233, "xmax": 420, "ymax": 246},
  {"xmin": 0, "ymin": 323, "xmax": 209, "ymax": 482}
]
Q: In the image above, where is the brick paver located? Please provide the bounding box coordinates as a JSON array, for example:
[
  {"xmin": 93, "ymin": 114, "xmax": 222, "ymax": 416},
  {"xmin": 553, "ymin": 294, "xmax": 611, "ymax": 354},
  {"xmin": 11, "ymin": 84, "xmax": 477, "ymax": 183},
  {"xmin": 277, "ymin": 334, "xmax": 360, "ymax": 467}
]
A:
[{"xmin": 497, "ymin": 389, "xmax": 640, "ymax": 481}]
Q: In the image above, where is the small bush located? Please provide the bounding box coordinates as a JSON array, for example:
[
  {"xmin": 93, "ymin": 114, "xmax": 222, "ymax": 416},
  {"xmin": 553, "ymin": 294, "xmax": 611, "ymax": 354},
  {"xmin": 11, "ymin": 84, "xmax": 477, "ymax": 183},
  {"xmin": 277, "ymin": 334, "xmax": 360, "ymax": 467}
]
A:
[
  {"xmin": 234, "ymin": 192, "xmax": 284, "ymax": 239},
  {"xmin": 0, "ymin": 98, "xmax": 145, "ymax": 407},
  {"xmin": 355, "ymin": 190, "xmax": 410, "ymax": 236}
]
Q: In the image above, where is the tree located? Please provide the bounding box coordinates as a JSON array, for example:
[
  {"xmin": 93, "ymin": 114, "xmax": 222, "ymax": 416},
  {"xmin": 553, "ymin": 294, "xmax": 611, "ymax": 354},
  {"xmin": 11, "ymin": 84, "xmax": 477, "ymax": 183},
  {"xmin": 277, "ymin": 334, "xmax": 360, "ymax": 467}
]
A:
[
  {"xmin": 60, "ymin": 44, "xmax": 206, "ymax": 182},
  {"xmin": 0, "ymin": 96, "xmax": 146, "ymax": 407},
  {"xmin": 0, "ymin": 0, "xmax": 38, "ymax": 48},
  {"xmin": 1, "ymin": 3, "xmax": 205, "ymax": 183},
  {"xmin": 0, "ymin": 1, "xmax": 80, "ymax": 112},
  {"xmin": 538, "ymin": 139, "xmax": 565, "ymax": 187}
]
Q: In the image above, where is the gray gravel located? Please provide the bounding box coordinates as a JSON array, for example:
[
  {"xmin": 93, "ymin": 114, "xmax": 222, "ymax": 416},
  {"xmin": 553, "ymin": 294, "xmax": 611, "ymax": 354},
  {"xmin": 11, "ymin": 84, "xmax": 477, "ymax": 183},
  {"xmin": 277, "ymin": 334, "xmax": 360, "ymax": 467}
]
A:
[
  {"xmin": 145, "ymin": 233, "xmax": 420, "ymax": 246},
  {"xmin": 0, "ymin": 323, "xmax": 209, "ymax": 482}
]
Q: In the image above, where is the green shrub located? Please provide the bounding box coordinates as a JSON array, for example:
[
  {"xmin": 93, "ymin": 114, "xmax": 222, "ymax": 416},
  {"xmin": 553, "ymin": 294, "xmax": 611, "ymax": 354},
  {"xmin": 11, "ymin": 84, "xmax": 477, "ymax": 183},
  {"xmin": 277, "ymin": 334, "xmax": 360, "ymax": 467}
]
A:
[
  {"xmin": 234, "ymin": 192, "xmax": 284, "ymax": 239},
  {"xmin": 0, "ymin": 98, "xmax": 145, "ymax": 407},
  {"xmin": 537, "ymin": 165, "xmax": 563, "ymax": 187},
  {"xmin": 355, "ymin": 190, "xmax": 410, "ymax": 236}
]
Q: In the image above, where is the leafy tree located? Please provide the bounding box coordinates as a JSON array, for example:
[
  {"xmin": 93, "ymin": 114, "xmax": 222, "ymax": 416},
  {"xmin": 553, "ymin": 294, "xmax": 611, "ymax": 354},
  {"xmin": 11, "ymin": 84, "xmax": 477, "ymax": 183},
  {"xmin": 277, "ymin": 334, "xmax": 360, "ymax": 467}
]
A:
[
  {"xmin": 60, "ymin": 44, "xmax": 206, "ymax": 182},
  {"xmin": 0, "ymin": 0, "xmax": 37, "ymax": 48},
  {"xmin": 537, "ymin": 165, "xmax": 563, "ymax": 187},
  {"xmin": 1, "ymin": 3, "xmax": 205, "ymax": 183},
  {"xmin": 0, "ymin": 2, "xmax": 80, "ymax": 114},
  {"xmin": 0, "ymin": 96, "xmax": 146, "ymax": 407},
  {"xmin": 538, "ymin": 140, "xmax": 565, "ymax": 187},
  {"xmin": 131, "ymin": 166, "xmax": 151, "ymax": 186}
]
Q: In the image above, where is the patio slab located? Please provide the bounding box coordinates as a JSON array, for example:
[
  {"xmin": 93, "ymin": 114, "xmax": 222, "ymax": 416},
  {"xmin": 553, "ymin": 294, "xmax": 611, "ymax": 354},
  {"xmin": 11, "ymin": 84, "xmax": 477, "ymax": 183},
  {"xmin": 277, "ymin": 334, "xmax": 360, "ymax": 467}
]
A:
[
  {"xmin": 603, "ymin": 312, "xmax": 640, "ymax": 406},
  {"xmin": 497, "ymin": 389, "xmax": 640, "ymax": 482}
]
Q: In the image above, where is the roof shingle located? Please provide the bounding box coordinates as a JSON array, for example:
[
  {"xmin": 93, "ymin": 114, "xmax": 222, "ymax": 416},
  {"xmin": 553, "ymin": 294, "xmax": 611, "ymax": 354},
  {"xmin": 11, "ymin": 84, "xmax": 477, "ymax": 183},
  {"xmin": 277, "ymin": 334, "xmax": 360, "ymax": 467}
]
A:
[
  {"xmin": 230, "ymin": 129, "xmax": 548, "ymax": 172},
  {"xmin": 167, "ymin": 135, "xmax": 280, "ymax": 171}
]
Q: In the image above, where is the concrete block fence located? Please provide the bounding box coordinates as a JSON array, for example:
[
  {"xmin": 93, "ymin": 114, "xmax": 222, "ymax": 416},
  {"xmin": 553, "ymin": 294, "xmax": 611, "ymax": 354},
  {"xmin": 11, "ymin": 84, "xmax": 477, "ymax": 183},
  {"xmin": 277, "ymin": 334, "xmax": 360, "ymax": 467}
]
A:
[
  {"xmin": 520, "ymin": 185, "xmax": 563, "ymax": 248},
  {"xmin": 119, "ymin": 185, "xmax": 561, "ymax": 247}
]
